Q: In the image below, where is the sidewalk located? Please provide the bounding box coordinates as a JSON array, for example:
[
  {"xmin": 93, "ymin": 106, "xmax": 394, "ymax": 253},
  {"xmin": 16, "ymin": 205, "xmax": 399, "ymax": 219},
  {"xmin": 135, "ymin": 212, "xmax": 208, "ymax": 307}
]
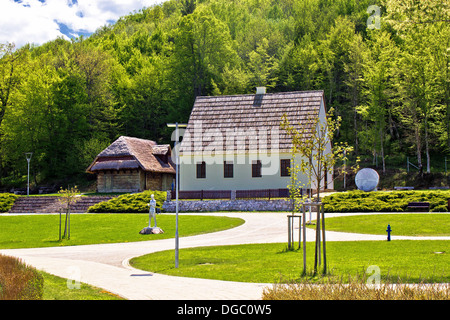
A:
[{"xmin": 1, "ymin": 212, "xmax": 448, "ymax": 300}]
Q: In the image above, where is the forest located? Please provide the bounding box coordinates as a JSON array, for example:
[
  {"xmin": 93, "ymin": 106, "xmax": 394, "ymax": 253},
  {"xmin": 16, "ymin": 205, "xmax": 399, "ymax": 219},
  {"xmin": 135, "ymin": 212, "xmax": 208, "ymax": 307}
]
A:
[{"xmin": 0, "ymin": 0, "xmax": 449, "ymax": 190}]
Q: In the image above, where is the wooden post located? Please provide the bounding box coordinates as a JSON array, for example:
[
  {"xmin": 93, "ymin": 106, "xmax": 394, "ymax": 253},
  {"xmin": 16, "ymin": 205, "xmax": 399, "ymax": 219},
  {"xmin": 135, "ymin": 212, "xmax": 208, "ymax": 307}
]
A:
[
  {"xmin": 68, "ymin": 207, "xmax": 71, "ymax": 240},
  {"xmin": 314, "ymin": 206, "xmax": 320, "ymax": 274},
  {"xmin": 287, "ymin": 216, "xmax": 291, "ymax": 250},
  {"xmin": 302, "ymin": 206, "xmax": 306, "ymax": 275},
  {"xmin": 321, "ymin": 205, "xmax": 327, "ymax": 274},
  {"xmin": 59, "ymin": 208, "xmax": 62, "ymax": 241},
  {"xmin": 288, "ymin": 215, "xmax": 301, "ymax": 250},
  {"xmin": 298, "ymin": 215, "xmax": 301, "ymax": 250}
]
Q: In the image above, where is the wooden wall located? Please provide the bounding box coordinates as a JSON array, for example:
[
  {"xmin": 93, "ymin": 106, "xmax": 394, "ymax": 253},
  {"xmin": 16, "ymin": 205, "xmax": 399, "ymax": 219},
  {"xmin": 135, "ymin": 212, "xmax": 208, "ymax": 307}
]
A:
[
  {"xmin": 97, "ymin": 170, "xmax": 174, "ymax": 193},
  {"xmin": 97, "ymin": 170, "xmax": 142, "ymax": 193}
]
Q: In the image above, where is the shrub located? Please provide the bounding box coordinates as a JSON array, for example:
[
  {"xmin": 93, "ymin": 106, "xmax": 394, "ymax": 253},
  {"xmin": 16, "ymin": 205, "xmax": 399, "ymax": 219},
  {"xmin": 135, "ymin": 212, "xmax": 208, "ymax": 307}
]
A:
[
  {"xmin": 87, "ymin": 190, "xmax": 167, "ymax": 213},
  {"xmin": 0, "ymin": 193, "xmax": 19, "ymax": 213},
  {"xmin": 263, "ymin": 277, "xmax": 449, "ymax": 300},
  {"xmin": 323, "ymin": 190, "xmax": 450, "ymax": 213},
  {"xmin": 0, "ymin": 254, "xmax": 44, "ymax": 300}
]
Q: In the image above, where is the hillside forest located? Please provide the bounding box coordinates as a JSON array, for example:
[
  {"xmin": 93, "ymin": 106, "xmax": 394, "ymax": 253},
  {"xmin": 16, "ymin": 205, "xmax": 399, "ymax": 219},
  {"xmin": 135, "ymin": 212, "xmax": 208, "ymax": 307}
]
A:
[{"xmin": 0, "ymin": 0, "xmax": 449, "ymax": 190}]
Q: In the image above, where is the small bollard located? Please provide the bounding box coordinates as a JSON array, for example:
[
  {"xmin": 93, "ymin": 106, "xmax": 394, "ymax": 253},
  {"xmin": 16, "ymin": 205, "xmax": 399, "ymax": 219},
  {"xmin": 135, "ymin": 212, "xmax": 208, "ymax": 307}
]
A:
[{"xmin": 386, "ymin": 224, "xmax": 392, "ymax": 241}]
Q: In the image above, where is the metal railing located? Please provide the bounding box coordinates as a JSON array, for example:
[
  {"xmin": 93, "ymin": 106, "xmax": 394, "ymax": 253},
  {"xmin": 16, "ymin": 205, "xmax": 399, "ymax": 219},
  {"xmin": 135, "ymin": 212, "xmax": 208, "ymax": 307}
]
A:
[{"xmin": 170, "ymin": 188, "xmax": 309, "ymax": 200}]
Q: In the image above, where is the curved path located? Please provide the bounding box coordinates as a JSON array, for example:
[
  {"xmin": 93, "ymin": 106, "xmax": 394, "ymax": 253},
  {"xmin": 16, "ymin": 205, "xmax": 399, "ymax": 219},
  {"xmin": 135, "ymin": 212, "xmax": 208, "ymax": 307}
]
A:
[{"xmin": 1, "ymin": 212, "xmax": 448, "ymax": 300}]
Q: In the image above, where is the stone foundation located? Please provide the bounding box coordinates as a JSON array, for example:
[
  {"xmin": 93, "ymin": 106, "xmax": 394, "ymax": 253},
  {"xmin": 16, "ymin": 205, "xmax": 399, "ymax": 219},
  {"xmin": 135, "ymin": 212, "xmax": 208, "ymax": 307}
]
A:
[{"xmin": 162, "ymin": 199, "xmax": 293, "ymax": 212}]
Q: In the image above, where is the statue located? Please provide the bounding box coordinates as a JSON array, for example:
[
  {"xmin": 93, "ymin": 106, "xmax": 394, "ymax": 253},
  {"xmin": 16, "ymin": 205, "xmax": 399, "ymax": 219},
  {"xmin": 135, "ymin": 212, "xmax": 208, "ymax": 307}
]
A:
[
  {"xmin": 139, "ymin": 194, "xmax": 164, "ymax": 235},
  {"xmin": 148, "ymin": 194, "xmax": 157, "ymax": 228}
]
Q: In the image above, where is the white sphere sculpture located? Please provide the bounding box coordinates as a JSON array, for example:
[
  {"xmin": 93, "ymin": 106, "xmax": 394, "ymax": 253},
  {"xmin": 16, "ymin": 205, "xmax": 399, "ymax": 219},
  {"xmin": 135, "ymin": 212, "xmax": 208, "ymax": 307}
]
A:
[{"xmin": 355, "ymin": 168, "xmax": 379, "ymax": 192}]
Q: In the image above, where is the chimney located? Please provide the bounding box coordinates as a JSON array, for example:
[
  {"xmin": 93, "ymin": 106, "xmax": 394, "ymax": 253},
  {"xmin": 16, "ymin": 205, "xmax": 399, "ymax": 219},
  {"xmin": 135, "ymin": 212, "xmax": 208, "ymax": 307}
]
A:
[{"xmin": 256, "ymin": 87, "xmax": 266, "ymax": 95}]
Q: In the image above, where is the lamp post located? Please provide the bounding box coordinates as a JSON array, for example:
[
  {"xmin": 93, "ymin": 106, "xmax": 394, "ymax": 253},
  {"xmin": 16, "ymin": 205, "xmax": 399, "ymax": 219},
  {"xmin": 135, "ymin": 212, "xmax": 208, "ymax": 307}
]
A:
[
  {"xmin": 25, "ymin": 152, "xmax": 33, "ymax": 196},
  {"xmin": 167, "ymin": 122, "xmax": 187, "ymax": 268}
]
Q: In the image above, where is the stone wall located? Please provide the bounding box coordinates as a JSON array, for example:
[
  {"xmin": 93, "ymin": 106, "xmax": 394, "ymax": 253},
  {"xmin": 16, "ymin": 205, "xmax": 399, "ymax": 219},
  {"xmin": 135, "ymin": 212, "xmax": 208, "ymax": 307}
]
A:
[{"xmin": 163, "ymin": 198, "xmax": 294, "ymax": 212}]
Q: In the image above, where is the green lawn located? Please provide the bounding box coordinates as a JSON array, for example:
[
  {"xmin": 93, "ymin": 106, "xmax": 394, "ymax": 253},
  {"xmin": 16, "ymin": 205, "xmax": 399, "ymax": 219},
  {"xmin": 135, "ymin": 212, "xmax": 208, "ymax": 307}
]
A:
[
  {"xmin": 0, "ymin": 214, "xmax": 244, "ymax": 249},
  {"xmin": 130, "ymin": 240, "xmax": 449, "ymax": 284},
  {"xmin": 41, "ymin": 271, "xmax": 124, "ymax": 300},
  {"xmin": 320, "ymin": 213, "xmax": 450, "ymax": 236}
]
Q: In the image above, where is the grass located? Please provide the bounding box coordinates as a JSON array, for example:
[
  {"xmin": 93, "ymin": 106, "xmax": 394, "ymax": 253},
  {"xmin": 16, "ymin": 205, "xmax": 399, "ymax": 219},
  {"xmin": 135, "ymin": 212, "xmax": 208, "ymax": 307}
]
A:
[
  {"xmin": 313, "ymin": 213, "xmax": 450, "ymax": 236},
  {"xmin": 262, "ymin": 277, "xmax": 449, "ymax": 300},
  {"xmin": 40, "ymin": 271, "xmax": 123, "ymax": 300},
  {"xmin": 0, "ymin": 254, "xmax": 43, "ymax": 300},
  {"xmin": 129, "ymin": 241, "xmax": 449, "ymax": 284},
  {"xmin": 0, "ymin": 214, "xmax": 244, "ymax": 249}
]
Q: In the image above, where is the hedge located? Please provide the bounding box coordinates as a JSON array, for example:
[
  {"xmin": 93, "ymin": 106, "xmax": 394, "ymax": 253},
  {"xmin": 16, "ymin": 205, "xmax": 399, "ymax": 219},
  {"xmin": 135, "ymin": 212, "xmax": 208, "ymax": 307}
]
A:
[
  {"xmin": 87, "ymin": 190, "xmax": 167, "ymax": 213},
  {"xmin": 0, "ymin": 254, "xmax": 44, "ymax": 300},
  {"xmin": 323, "ymin": 190, "xmax": 450, "ymax": 213},
  {"xmin": 0, "ymin": 193, "xmax": 19, "ymax": 213}
]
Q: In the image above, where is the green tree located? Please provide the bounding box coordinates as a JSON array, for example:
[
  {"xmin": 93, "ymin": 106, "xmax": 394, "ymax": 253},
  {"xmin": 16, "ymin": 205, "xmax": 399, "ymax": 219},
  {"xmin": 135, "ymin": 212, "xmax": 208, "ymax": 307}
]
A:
[
  {"xmin": 343, "ymin": 32, "xmax": 366, "ymax": 154},
  {"xmin": 317, "ymin": 17, "xmax": 357, "ymax": 144},
  {"xmin": 180, "ymin": 0, "xmax": 196, "ymax": 16},
  {"xmin": 0, "ymin": 43, "xmax": 26, "ymax": 128},
  {"xmin": 168, "ymin": 6, "xmax": 241, "ymax": 119},
  {"xmin": 247, "ymin": 38, "xmax": 279, "ymax": 89},
  {"xmin": 0, "ymin": 43, "xmax": 29, "ymax": 182},
  {"xmin": 356, "ymin": 30, "xmax": 399, "ymax": 173},
  {"xmin": 0, "ymin": 51, "xmax": 58, "ymax": 182},
  {"xmin": 385, "ymin": 0, "xmax": 449, "ymax": 173}
]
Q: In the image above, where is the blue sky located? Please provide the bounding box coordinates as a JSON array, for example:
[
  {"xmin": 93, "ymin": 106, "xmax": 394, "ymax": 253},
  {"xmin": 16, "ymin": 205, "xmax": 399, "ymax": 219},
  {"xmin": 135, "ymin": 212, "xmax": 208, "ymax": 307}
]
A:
[{"xmin": 1, "ymin": 0, "xmax": 164, "ymax": 48}]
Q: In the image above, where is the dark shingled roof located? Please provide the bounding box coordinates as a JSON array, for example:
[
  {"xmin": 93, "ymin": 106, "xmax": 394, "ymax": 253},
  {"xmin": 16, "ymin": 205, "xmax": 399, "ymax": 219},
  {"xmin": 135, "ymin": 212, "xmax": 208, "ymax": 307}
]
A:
[
  {"xmin": 180, "ymin": 90, "xmax": 325, "ymax": 155},
  {"xmin": 86, "ymin": 136, "xmax": 175, "ymax": 174}
]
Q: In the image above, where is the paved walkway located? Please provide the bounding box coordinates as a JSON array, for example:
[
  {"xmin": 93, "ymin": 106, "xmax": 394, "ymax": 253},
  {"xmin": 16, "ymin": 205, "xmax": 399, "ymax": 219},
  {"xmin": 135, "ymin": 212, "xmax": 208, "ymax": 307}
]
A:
[{"xmin": 1, "ymin": 212, "xmax": 448, "ymax": 300}]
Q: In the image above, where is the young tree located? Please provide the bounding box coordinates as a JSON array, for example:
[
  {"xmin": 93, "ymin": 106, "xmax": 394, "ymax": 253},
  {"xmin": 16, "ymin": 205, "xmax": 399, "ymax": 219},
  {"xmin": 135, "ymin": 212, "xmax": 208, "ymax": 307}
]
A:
[
  {"xmin": 58, "ymin": 186, "xmax": 81, "ymax": 240},
  {"xmin": 281, "ymin": 108, "xmax": 357, "ymax": 202},
  {"xmin": 282, "ymin": 108, "xmax": 357, "ymax": 275}
]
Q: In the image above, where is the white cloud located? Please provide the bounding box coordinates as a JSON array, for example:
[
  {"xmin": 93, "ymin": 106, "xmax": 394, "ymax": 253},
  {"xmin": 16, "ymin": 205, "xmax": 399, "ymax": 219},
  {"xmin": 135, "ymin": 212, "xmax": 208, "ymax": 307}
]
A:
[{"xmin": 0, "ymin": 0, "xmax": 164, "ymax": 48}]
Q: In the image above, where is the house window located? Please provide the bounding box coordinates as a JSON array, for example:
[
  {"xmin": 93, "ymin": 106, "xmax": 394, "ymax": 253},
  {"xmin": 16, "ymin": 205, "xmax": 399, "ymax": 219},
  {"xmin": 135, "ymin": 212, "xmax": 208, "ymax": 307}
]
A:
[
  {"xmin": 280, "ymin": 159, "xmax": 291, "ymax": 177},
  {"xmin": 252, "ymin": 160, "xmax": 262, "ymax": 178},
  {"xmin": 224, "ymin": 161, "xmax": 233, "ymax": 178},
  {"xmin": 196, "ymin": 161, "xmax": 206, "ymax": 179}
]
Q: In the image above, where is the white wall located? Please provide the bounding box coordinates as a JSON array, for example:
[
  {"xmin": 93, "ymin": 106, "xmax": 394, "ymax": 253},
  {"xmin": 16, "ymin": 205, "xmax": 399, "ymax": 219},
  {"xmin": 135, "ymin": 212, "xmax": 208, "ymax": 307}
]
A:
[
  {"xmin": 179, "ymin": 95, "xmax": 334, "ymax": 191},
  {"xmin": 179, "ymin": 153, "xmax": 311, "ymax": 191}
]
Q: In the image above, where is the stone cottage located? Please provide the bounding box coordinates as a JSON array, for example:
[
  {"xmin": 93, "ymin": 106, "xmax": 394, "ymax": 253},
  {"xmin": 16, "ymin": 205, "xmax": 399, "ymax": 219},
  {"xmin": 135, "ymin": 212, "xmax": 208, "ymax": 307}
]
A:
[{"xmin": 87, "ymin": 136, "xmax": 175, "ymax": 193}]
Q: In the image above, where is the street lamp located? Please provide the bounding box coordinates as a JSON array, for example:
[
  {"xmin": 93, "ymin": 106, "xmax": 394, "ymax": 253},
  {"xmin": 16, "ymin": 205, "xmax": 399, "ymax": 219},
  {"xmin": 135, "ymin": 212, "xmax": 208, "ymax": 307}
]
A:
[
  {"xmin": 167, "ymin": 122, "xmax": 187, "ymax": 268},
  {"xmin": 25, "ymin": 152, "xmax": 33, "ymax": 196}
]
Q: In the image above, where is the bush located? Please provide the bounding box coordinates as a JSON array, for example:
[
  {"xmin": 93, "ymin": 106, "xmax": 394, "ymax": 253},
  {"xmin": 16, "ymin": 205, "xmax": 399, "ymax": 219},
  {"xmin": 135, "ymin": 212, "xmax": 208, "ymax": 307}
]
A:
[
  {"xmin": 323, "ymin": 190, "xmax": 450, "ymax": 213},
  {"xmin": 0, "ymin": 193, "xmax": 19, "ymax": 213},
  {"xmin": 263, "ymin": 277, "xmax": 449, "ymax": 300},
  {"xmin": 87, "ymin": 190, "xmax": 167, "ymax": 213},
  {"xmin": 0, "ymin": 254, "xmax": 44, "ymax": 300}
]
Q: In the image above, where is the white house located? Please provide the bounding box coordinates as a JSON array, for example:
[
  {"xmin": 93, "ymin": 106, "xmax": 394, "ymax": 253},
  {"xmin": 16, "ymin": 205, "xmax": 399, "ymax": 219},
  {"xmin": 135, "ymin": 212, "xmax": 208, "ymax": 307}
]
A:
[{"xmin": 178, "ymin": 88, "xmax": 333, "ymax": 192}]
